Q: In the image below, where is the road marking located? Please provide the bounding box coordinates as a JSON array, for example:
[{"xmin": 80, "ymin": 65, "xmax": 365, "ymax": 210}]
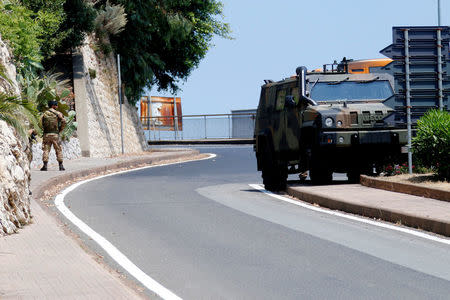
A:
[
  {"xmin": 54, "ymin": 154, "xmax": 216, "ymax": 300},
  {"xmin": 249, "ymin": 184, "xmax": 450, "ymax": 246}
]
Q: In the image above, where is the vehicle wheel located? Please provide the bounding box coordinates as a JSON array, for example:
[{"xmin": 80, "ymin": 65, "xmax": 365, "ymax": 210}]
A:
[
  {"xmin": 261, "ymin": 160, "xmax": 288, "ymax": 192},
  {"xmin": 309, "ymin": 148, "xmax": 332, "ymax": 185},
  {"xmin": 347, "ymin": 170, "xmax": 361, "ymax": 183}
]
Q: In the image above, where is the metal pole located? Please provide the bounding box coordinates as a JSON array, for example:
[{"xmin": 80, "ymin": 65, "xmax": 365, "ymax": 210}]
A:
[
  {"xmin": 147, "ymin": 95, "xmax": 151, "ymax": 140},
  {"xmin": 173, "ymin": 97, "xmax": 178, "ymax": 140},
  {"xmin": 404, "ymin": 30, "xmax": 413, "ymax": 174},
  {"xmin": 117, "ymin": 54, "xmax": 124, "ymax": 154},
  {"xmin": 228, "ymin": 114, "xmax": 231, "ymax": 138},
  {"xmin": 437, "ymin": 29, "xmax": 444, "ymax": 111},
  {"xmin": 204, "ymin": 115, "xmax": 207, "ymax": 139},
  {"xmin": 438, "ymin": 0, "xmax": 442, "ymax": 26}
]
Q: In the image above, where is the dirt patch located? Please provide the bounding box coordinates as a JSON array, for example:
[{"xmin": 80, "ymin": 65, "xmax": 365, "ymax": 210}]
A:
[{"xmin": 379, "ymin": 173, "xmax": 449, "ymax": 191}]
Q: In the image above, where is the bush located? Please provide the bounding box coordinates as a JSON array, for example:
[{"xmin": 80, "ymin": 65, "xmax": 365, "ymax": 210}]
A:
[
  {"xmin": 412, "ymin": 109, "xmax": 450, "ymax": 181},
  {"xmin": 0, "ymin": 2, "xmax": 43, "ymax": 64}
]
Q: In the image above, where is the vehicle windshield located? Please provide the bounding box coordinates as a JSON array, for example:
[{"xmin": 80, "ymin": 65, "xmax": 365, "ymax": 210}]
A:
[{"xmin": 310, "ymin": 80, "xmax": 393, "ymax": 101}]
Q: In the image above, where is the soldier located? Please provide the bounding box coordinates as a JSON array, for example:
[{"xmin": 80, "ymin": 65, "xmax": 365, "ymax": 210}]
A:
[{"xmin": 40, "ymin": 100, "xmax": 66, "ymax": 171}]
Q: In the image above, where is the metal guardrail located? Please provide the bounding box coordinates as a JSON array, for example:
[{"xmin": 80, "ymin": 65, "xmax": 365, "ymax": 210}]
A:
[{"xmin": 141, "ymin": 113, "xmax": 256, "ymax": 141}]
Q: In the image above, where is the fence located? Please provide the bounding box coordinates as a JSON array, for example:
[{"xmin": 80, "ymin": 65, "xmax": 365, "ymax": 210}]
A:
[{"xmin": 141, "ymin": 113, "xmax": 256, "ymax": 141}]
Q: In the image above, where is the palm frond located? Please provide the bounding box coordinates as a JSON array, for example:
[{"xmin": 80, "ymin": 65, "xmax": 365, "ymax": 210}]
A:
[{"xmin": 0, "ymin": 92, "xmax": 35, "ymax": 139}]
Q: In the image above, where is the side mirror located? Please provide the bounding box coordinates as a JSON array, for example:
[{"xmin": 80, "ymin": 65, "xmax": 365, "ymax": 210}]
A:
[{"xmin": 285, "ymin": 95, "xmax": 296, "ymax": 108}]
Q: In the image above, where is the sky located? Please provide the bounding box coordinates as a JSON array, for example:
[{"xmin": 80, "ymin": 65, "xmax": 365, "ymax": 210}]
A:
[{"xmin": 148, "ymin": 0, "xmax": 450, "ymax": 115}]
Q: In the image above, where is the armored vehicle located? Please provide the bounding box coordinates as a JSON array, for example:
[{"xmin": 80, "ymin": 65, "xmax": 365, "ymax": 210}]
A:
[{"xmin": 254, "ymin": 62, "xmax": 408, "ymax": 191}]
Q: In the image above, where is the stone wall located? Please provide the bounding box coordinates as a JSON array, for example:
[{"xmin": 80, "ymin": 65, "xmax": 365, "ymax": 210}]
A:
[
  {"xmin": 0, "ymin": 35, "xmax": 19, "ymax": 95},
  {"xmin": 0, "ymin": 35, "xmax": 32, "ymax": 235},
  {"xmin": 0, "ymin": 121, "xmax": 32, "ymax": 235},
  {"xmin": 75, "ymin": 35, "xmax": 147, "ymax": 158},
  {"xmin": 31, "ymin": 138, "xmax": 81, "ymax": 169}
]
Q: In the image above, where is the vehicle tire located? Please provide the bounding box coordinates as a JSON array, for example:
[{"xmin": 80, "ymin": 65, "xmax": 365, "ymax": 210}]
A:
[
  {"xmin": 309, "ymin": 148, "xmax": 332, "ymax": 185},
  {"xmin": 258, "ymin": 137, "xmax": 288, "ymax": 192},
  {"xmin": 262, "ymin": 160, "xmax": 288, "ymax": 192},
  {"xmin": 347, "ymin": 170, "xmax": 361, "ymax": 183}
]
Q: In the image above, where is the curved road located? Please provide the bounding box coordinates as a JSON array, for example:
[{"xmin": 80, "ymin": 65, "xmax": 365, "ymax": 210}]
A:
[{"xmin": 65, "ymin": 146, "xmax": 450, "ymax": 299}]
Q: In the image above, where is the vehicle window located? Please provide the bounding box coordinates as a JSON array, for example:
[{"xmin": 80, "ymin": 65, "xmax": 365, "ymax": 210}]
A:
[{"xmin": 310, "ymin": 80, "xmax": 393, "ymax": 101}]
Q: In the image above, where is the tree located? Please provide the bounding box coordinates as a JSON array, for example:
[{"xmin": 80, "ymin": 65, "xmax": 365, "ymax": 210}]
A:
[
  {"xmin": 21, "ymin": 0, "xmax": 66, "ymax": 58},
  {"xmin": 56, "ymin": 0, "xmax": 97, "ymax": 52},
  {"xmin": 109, "ymin": 0, "xmax": 231, "ymax": 104}
]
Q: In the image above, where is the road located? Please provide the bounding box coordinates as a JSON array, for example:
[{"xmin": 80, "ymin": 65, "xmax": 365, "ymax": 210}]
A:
[{"xmin": 64, "ymin": 146, "xmax": 450, "ymax": 299}]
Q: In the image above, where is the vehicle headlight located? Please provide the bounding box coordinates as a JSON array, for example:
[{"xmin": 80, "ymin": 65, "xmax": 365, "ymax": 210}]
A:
[
  {"xmin": 325, "ymin": 117, "xmax": 333, "ymax": 127},
  {"xmin": 338, "ymin": 136, "xmax": 345, "ymax": 143},
  {"xmin": 337, "ymin": 120, "xmax": 343, "ymax": 127}
]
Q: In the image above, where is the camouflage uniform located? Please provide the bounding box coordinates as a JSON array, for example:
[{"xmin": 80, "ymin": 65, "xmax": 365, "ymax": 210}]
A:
[
  {"xmin": 25, "ymin": 129, "xmax": 37, "ymax": 163},
  {"xmin": 41, "ymin": 108, "xmax": 66, "ymax": 163}
]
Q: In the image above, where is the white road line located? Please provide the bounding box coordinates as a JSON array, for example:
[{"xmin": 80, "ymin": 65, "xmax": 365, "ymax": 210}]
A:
[
  {"xmin": 54, "ymin": 154, "xmax": 216, "ymax": 300},
  {"xmin": 249, "ymin": 184, "xmax": 450, "ymax": 246}
]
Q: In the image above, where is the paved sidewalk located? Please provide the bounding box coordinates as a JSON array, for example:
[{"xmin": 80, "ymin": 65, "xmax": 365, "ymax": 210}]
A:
[
  {"xmin": 287, "ymin": 183, "xmax": 450, "ymax": 237},
  {"xmin": 0, "ymin": 149, "xmax": 198, "ymax": 299}
]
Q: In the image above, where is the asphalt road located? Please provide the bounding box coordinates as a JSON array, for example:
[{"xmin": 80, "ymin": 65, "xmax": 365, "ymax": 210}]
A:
[{"xmin": 65, "ymin": 146, "xmax": 450, "ymax": 299}]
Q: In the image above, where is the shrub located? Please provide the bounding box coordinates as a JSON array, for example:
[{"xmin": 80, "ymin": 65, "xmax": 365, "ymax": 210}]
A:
[
  {"xmin": 412, "ymin": 109, "xmax": 450, "ymax": 181},
  {"xmin": 0, "ymin": 92, "xmax": 39, "ymax": 139},
  {"xmin": 0, "ymin": 2, "xmax": 43, "ymax": 64},
  {"xmin": 94, "ymin": 2, "xmax": 127, "ymax": 37},
  {"xmin": 88, "ymin": 68, "xmax": 96, "ymax": 79},
  {"xmin": 60, "ymin": 110, "xmax": 77, "ymax": 140}
]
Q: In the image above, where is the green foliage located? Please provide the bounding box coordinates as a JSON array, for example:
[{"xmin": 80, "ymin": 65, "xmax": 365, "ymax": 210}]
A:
[
  {"xmin": 0, "ymin": 92, "xmax": 39, "ymax": 139},
  {"xmin": 18, "ymin": 69, "xmax": 72, "ymax": 117},
  {"xmin": 88, "ymin": 68, "xmax": 97, "ymax": 79},
  {"xmin": 57, "ymin": 0, "xmax": 97, "ymax": 51},
  {"xmin": 0, "ymin": 1, "xmax": 43, "ymax": 64},
  {"xmin": 21, "ymin": 0, "xmax": 66, "ymax": 59},
  {"xmin": 60, "ymin": 109, "xmax": 77, "ymax": 140},
  {"xmin": 109, "ymin": 0, "xmax": 231, "ymax": 104},
  {"xmin": 412, "ymin": 109, "xmax": 450, "ymax": 181}
]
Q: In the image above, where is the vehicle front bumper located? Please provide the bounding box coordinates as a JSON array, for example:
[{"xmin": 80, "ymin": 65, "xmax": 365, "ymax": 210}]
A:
[{"xmin": 319, "ymin": 129, "xmax": 408, "ymax": 147}]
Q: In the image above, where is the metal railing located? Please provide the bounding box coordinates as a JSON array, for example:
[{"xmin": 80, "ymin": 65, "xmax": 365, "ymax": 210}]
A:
[{"xmin": 141, "ymin": 113, "xmax": 256, "ymax": 141}]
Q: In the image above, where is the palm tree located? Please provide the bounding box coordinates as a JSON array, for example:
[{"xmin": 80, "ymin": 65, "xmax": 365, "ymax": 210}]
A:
[{"xmin": 0, "ymin": 92, "xmax": 39, "ymax": 139}]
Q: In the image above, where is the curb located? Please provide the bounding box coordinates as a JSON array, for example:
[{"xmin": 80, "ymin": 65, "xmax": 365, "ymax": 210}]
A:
[
  {"xmin": 148, "ymin": 139, "xmax": 255, "ymax": 145},
  {"xmin": 286, "ymin": 186, "xmax": 450, "ymax": 237},
  {"xmin": 360, "ymin": 175, "xmax": 450, "ymax": 202},
  {"xmin": 33, "ymin": 150, "xmax": 199, "ymax": 203}
]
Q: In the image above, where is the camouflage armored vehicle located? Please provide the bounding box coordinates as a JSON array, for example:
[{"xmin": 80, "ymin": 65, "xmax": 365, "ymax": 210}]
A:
[{"xmin": 254, "ymin": 61, "xmax": 408, "ymax": 191}]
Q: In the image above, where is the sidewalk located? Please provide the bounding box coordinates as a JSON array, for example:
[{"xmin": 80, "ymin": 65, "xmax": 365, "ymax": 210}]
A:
[
  {"xmin": 287, "ymin": 180, "xmax": 450, "ymax": 237},
  {"xmin": 0, "ymin": 148, "xmax": 199, "ymax": 299}
]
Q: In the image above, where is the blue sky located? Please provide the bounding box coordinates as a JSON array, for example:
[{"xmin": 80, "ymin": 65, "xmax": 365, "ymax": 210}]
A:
[{"xmin": 148, "ymin": 0, "xmax": 449, "ymax": 115}]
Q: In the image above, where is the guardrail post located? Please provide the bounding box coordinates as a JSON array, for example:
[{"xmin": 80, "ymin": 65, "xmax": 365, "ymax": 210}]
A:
[
  {"xmin": 204, "ymin": 115, "xmax": 207, "ymax": 139},
  {"xmin": 228, "ymin": 114, "xmax": 231, "ymax": 138}
]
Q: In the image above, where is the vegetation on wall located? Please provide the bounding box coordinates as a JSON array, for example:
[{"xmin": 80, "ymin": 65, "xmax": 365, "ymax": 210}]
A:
[
  {"xmin": 0, "ymin": 0, "xmax": 230, "ymax": 141},
  {"xmin": 94, "ymin": 1, "xmax": 127, "ymax": 55},
  {"xmin": 0, "ymin": 92, "xmax": 39, "ymax": 138}
]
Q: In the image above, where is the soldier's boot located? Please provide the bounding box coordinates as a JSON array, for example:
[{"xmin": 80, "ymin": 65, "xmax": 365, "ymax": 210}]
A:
[
  {"xmin": 59, "ymin": 162, "xmax": 65, "ymax": 171},
  {"xmin": 40, "ymin": 162, "xmax": 48, "ymax": 171}
]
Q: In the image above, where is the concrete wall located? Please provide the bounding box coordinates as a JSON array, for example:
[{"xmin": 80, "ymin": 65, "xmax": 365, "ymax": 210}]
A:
[{"xmin": 73, "ymin": 35, "xmax": 147, "ymax": 158}]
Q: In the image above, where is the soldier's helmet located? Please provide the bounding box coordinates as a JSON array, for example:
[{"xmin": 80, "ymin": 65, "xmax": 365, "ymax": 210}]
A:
[{"xmin": 48, "ymin": 100, "xmax": 58, "ymax": 108}]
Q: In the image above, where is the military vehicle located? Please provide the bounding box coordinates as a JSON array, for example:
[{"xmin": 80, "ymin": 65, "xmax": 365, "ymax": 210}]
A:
[{"xmin": 254, "ymin": 59, "xmax": 408, "ymax": 191}]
